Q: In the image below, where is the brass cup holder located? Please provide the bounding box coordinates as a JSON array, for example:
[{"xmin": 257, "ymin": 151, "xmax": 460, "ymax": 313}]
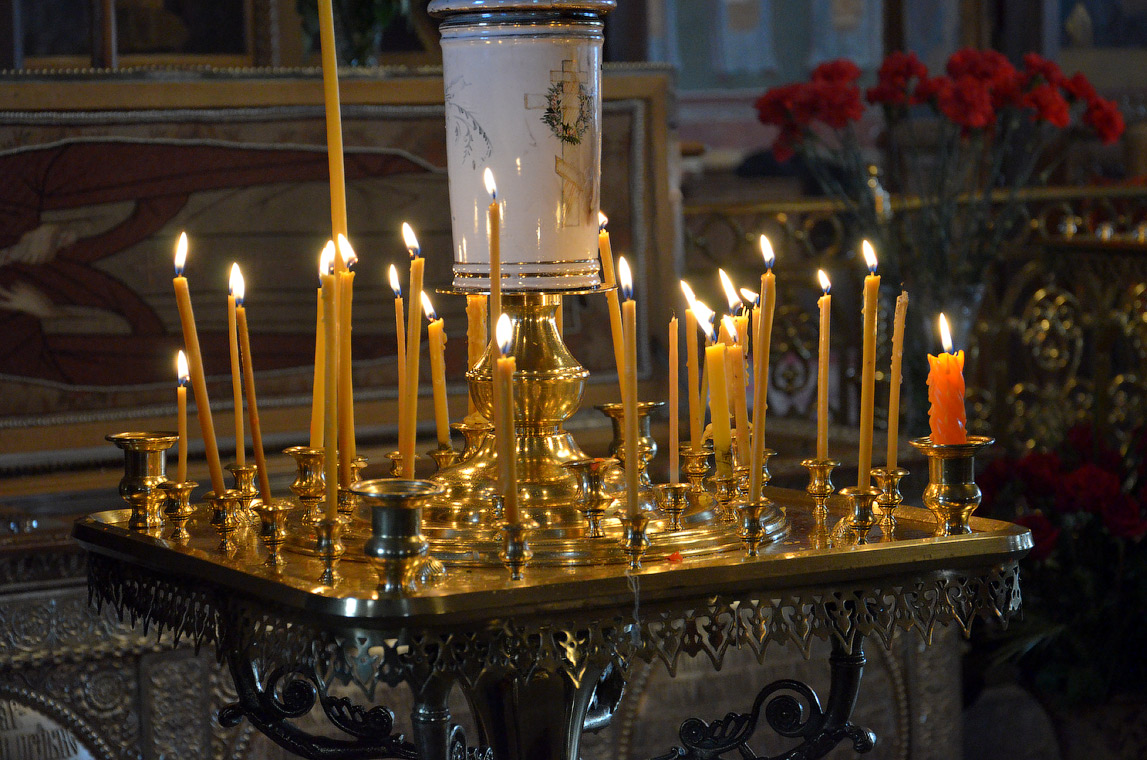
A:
[
  {"xmin": 428, "ymin": 445, "xmax": 460, "ymax": 473},
  {"xmin": 160, "ymin": 480, "xmax": 197, "ymax": 542},
  {"xmin": 386, "ymin": 451, "xmax": 418, "ymax": 478},
  {"xmin": 738, "ymin": 499, "xmax": 773, "ymax": 558},
  {"xmin": 871, "ymin": 466, "xmax": 909, "ymax": 539},
  {"xmin": 653, "ymin": 483, "xmax": 691, "ymax": 532},
  {"xmin": 498, "ymin": 520, "xmax": 535, "ymax": 581},
  {"xmin": 351, "ymin": 455, "xmax": 368, "ymax": 483},
  {"xmin": 838, "ymin": 485, "xmax": 882, "ymax": 543},
  {"xmin": 451, "ymin": 419, "xmax": 492, "ymax": 462},
  {"xmin": 355, "ymin": 478, "xmax": 447, "ymax": 595},
  {"xmin": 618, "ymin": 513, "xmax": 651, "ymax": 570},
  {"xmin": 205, "ymin": 489, "xmax": 244, "ymax": 555},
  {"xmin": 711, "ymin": 474, "xmax": 740, "ymax": 523},
  {"xmin": 284, "ymin": 446, "xmax": 325, "ymax": 524},
  {"xmin": 107, "ymin": 431, "xmax": 178, "ymax": 532},
  {"xmin": 802, "ymin": 458, "xmax": 841, "ymax": 520},
  {"xmin": 563, "ymin": 457, "xmax": 619, "ymax": 538},
  {"xmin": 314, "ymin": 514, "xmax": 349, "ymax": 586},
  {"xmin": 910, "ymin": 435, "xmax": 995, "ymax": 536},
  {"xmin": 256, "ymin": 498, "xmax": 294, "ymax": 568},
  {"xmin": 734, "ymin": 465, "xmax": 751, "ymax": 497},
  {"xmin": 227, "ymin": 462, "xmax": 260, "ymax": 526},
  {"xmin": 680, "ymin": 445, "xmax": 716, "ymax": 513}
]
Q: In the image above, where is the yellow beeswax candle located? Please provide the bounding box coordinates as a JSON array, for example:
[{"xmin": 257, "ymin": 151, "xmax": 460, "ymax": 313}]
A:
[
  {"xmin": 320, "ymin": 243, "xmax": 339, "ymax": 519},
  {"xmin": 680, "ymin": 281, "xmax": 703, "ymax": 451},
  {"xmin": 598, "ymin": 213, "xmax": 626, "ymax": 397},
  {"xmin": 310, "ymin": 286, "xmax": 324, "ymax": 448},
  {"xmin": 176, "ymin": 351, "xmax": 188, "ymax": 483},
  {"xmin": 816, "ymin": 270, "xmax": 832, "ymax": 461},
  {"xmin": 857, "ymin": 240, "xmax": 880, "ymax": 489},
  {"xmin": 172, "ymin": 233, "xmax": 225, "ymax": 496},
  {"xmin": 422, "ymin": 292, "xmax": 450, "ymax": 447},
  {"xmin": 389, "ymin": 264, "xmax": 407, "ymax": 434},
  {"xmin": 485, "ymin": 169, "xmax": 502, "ymax": 353},
  {"xmin": 466, "ymin": 294, "xmax": 487, "ymax": 415},
  {"xmin": 705, "ymin": 337, "xmax": 732, "ymax": 476},
  {"xmin": 227, "ymin": 263, "xmax": 244, "ymax": 466},
  {"xmin": 887, "ymin": 291, "xmax": 909, "ymax": 468},
  {"xmin": 669, "ymin": 314, "xmax": 679, "ymax": 484},
  {"xmin": 401, "ymin": 223, "xmax": 424, "ymax": 478},
  {"xmin": 336, "ymin": 235, "xmax": 357, "ymax": 487},
  {"xmin": 618, "ymin": 256, "xmax": 640, "ymax": 517},
  {"xmin": 316, "ymin": 0, "xmax": 347, "ymax": 240},
  {"xmin": 749, "ymin": 235, "xmax": 777, "ymax": 502},
  {"xmin": 927, "ymin": 314, "xmax": 968, "ymax": 444},
  {"xmin": 495, "ymin": 313, "xmax": 519, "ymax": 523},
  {"xmin": 234, "ymin": 275, "xmax": 272, "ymax": 503},
  {"xmin": 722, "ymin": 316, "xmax": 750, "ymax": 468}
]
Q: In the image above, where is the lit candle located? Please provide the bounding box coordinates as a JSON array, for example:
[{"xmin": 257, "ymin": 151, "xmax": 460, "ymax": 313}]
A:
[
  {"xmin": 176, "ymin": 351, "xmax": 188, "ymax": 483},
  {"xmin": 227, "ymin": 263, "xmax": 245, "ymax": 466},
  {"xmin": 495, "ymin": 313, "xmax": 519, "ymax": 523},
  {"xmin": 336, "ymin": 235, "xmax": 357, "ymax": 487},
  {"xmin": 680, "ymin": 281, "xmax": 703, "ymax": 452},
  {"xmin": 233, "ymin": 268, "xmax": 272, "ymax": 503},
  {"xmin": 422, "ymin": 292, "xmax": 451, "ymax": 448},
  {"xmin": 310, "ymin": 284, "xmax": 325, "ymax": 448},
  {"xmin": 857, "ymin": 240, "xmax": 880, "ymax": 489},
  {"xmin": 704, "ymin": 319, "xmax": 733, "ymax": 477},
  {"xmin": 400, "ymin": 222, "xmax": 424, "ymax": 478},
  {"xmin": 172, "ymin": 233, "xmax": 225, "ymax": 496},
  {"xmin": 316, "ymin": 0, "xmax": 347, "ymax": 240},
  {"xmin": 320, "ymin": 243, "xmax": 339, "ymax": 519},
  {"xmin": 887, "ymin": 290, "xmax": 909, "ymax": 467},
  {"xmin": 465, "ymin": 294, "xmax": 487, "ymax": 416},
  {"xmin": 749, "ymin": 235, "xmax": 777, "ymax": 502},
  {"xmin": 928, "ymin": 313, "xmax": 967, "ymax": 444},
  {"xmin": 816, "ymin": 269, "xmax": 832, "ymax": 461},
  {"xmin": 618, "ymin": 256, "xmax": 640, "ymax": 517},
  {"xmin": 719, "ymin": 268, "xmax": 749, "ymax": 349},
  {"xmin": 389, "ymin": 264, "xmax": 407, "ymax": 426},
  {"xmin": 669, "ymin": 314, "xmax": 679, "ymax": 484},
  {"xmin": 598, "ymin": 213, "xmax": 626, "ymax": 397},
  {"xmin": 722, "ymin": 316, "xmax": 750, "ymax": 468},
  {"xmin": 485, "ymin": 169, "xmax": 502, "ymax": 354}
]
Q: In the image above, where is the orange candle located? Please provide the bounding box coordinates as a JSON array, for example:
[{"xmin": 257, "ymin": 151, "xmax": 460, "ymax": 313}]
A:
[
  {"xmin": 598, "ymin": 213, "xmax": 626, "ymax": 397},
  {"xmin": 176, "ymin": 351, "xmax": 188, "ymax": 483},
  {"xmin": 928, "ymin": 313, "xmax": 968, "ymax": 444},
  {"xmin": 336, "ymin": 235, "xmax": 357, "ymax": 487},
  {"xmin": 422, "ymin": 292, "xmax": 451, "ymax": 447},
  {"xmin": 618, "ymin": 257, "xmax": 640, "ymax": 517},
  {"xmin": 316, "ymin": 0, "xmax": 347, "ymax": 240},
  {"xmin": 669, "ymin": 315, "xmax": 679, "ymax": 484},
  {"xmin": 172, "ymin": 233, "xmax": 225, "ymax": 496},
  {"xmin": 310, "ymin": 286, "xmax": 325, "ymax": 448},
  {"xmin": 857, "ymin": 240, "xmax": 880, "ymax": 489},
  {"xmin": 227, "ymin": 263, "xmax": 245, "ymax": 466},
  {"xmin": 234, "ymin": 271, "xmax": 272, "ymax": 503},
  {"xmin": 494, "ymin": 313, "xmax": 519, "ymax": 523},
  {"xmin": 749, "ymin": 235, "xmax": 777, "ymax": 502},
  {"xmin": 400, "ymin": 223, "xmax": 424, "ymax": 478},
  {"xmin": 320, "ymin": 243, "xmax": 339, "ymax": 519},
  {"xmin": 680, "ymin": 281, "xmax": 703, "ymax": 451},
  {"xmin": 887, "ymin": 291, "xmax": 909, "ymax": 467},
  {"xmin": 816, "ymin": 270, "xmax": 831, "ymax": 461},
  {"xmin": 389, "ymin": 264, "xmax": 407, "ymax": 427}
]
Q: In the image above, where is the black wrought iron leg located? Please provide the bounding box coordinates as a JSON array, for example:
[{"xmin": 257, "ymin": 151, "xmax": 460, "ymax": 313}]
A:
[{"xmin": 411, "ymin": 673, "xmax": 454, "ymax": 760}]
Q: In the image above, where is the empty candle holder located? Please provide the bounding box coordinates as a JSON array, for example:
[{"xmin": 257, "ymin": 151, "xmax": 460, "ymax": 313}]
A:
[
  {"xmin": 756, "ymin": 448, "xmax": 777, "ymax": 490},
  {"xmin": 356, "ymin": 479, "xmax": 447, "ymax": 595},
  {"xmin": 653, "ymin": 483, "xmax": 691, "ymax": 532},
  {"xmin": 839, "ymin": 485, "xmax": 882, "ymax": 543},
  {"xmin": 451, "ymin": 419, "xmax": 492, "ymax": 462},
  {"xmin": 802, "ymin": 458, "xmax": 840, "ymax": 520},
  {"xmin": 738, "ymin": 499, "xmax": 773, "ymax": 558},
  {"xmin": 206, "ymin": 489, "xmax": 244, "ymax": 555},
  {"xmin": 227, "ymin": 462, "xmax": 260, "ymax": 525},
  {"xmin": 256, "ymin": 498, "xmax": 294, "ymax": 568},
  {"xmin": 386, "ymin": 451, "xmax": 405, "ymax": 478},
  {"xmin": 351, "ymin": 455, "xmax": 368, "ymax": 482},
  {"xmin": 679, "ymin": 446, "xmax": 712, "ymax": 490},
  {"xmin": 428, "ymin": 445, "xmax": 460, "ymax": 473},
  {"xmin": 499, "ymin": 521, "xmax": 535, "ymax": 581},
  {"xmin": 107, "ymin": 431, "xmax": 178, "ymax": 532},
  {"xmin": 564, "ymin": 457, "xmax": 618, "ymax": 538},
  {"xmin": 315, "ymin": 515, "xmax": 348, "ymax": 586},
  {"xmin": 711, "ymin": 474, "xmax": 740, "ymax": 523},
  {"xmin": 734, "ymin": 465, "xmax": 751, "ymax": 498},
  {"xmin": 284, "ymin": 446, "xmax": 324, "ymax": 524},
  {"xmin": 618, "ymin": 513, "xmax": 651, "ymax": 570},
  {"xmin": 160, "ymin": 480, "xmax": 197, "ymax": 542},
  {"xmin": 910, "ymin": 435, "xmax": 995, "ymax": 536},
  {"xmin": 871, "ymin": 466, "xmax": 909, "ymax": 537}
]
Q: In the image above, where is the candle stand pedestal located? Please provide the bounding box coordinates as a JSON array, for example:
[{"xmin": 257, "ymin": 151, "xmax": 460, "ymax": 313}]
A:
[{"xmin": 107, "ymin": 431, "xmax": 178, "ymax": 531}]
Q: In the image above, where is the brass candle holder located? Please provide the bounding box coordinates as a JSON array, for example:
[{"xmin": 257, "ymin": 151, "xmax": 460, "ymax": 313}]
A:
[
  {"xmin": 284, "ymin": 446, "xmax": 324, "ymax": 524},
  {"xmin": 734, "ymin": 465, "xmax": 752, "ymax": 498},
  {"xmin": 653, "ymin": 483, "xmax": 691, "ymax": 532},
  {"xmin": 356, "ymin": 479, "xmax": 447, "ymax": 594},
  {"xmin": 871, "ymin": 466, "xmax": 909, "ymax": 538},
  {"xmin": 428, "ymin": 445, "xmax": 460, "ymax": 473},
  {"xmin": 802, "ymin": 458, "xmax": 840, "ymax": 520},
  {"xmin": 227, "ymin": 462, "xmax": 260, "ymax": 525},
  {"xmin": 838, "ymin": 485, "xmax": 882, "ymax": 543},
  {"xmin": 386, "ymin": 451, "xmax": 410, "ymax": 478},
  {"xmin": 910, "ymin": 435, "xmax": 995, "ymax": 536},
  {"xmin": 106, "ymin": 431, "xmax": 178, "ymax": 532},
  {"xmin": 564, "ymin": 457, "xmax": 618, "ymax": 538},
  {"xmin": 451, "ymin": 419, "xmax": 492, "ymax": 462},
  {"xmin": 756, "ymin": 448, "xmax": 777, "ymax": 491},
  {"xmin": 314, "ymin": 515, "xmax": 348, "ymax": 586},
  {"xmin": 206, "ymin": 489, "xmax": 244, "ymax": 554},
  {"xmin": 499, "ymin": 521, "xmax": 535, "ymax": 581},
  {"xmin": 618, "ymin": 513, "xmax": 651, "ymax": 570},
  {"xmin": 712, "ymin": 474, "xmax": 740, "ymax": 523},
  {"xmin": 160, "ymin": 480, "xmax": 197, "ymax": 542},
  {"xmin": 738, "ymin": 499, "xmax": 773, "ymax": 558},
  {"xmin": 256, "ymin": 498, "xmax": 294, "ymax": 568},
  {"xmin": 679, "ymin": 445, "xmax": 717, "ymax": 513}
]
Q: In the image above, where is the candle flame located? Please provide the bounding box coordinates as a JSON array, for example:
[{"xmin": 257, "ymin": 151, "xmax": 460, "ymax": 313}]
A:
[
  {"xmin": 598, "ymin": 211, "xmax": 608, "ymax": 231},
  {"xmin": 817, "ymin": 269, "xmax": 831, "ymax": 294},
  {"xmin": 483, "ymin": 167, "xmax": 497, "ymax": 199},
  {"xmin": 861, "ymin": 239, "xmax": 877, "ymax": 273},
  {"xmin": 740, "ymin": 288, "xmax": 759, "ymax": 306},
  {"xmin": 401, "ymin": 222, "xmax": 420, "ymax": 259},
  {"xmin": 320, "ymin": 241, "xmax": 336, "ymax": 276},
  {"xmin": 229, "ymin": 263, "xmax": 244, "ymax": 304},
  {"xmin": 388, "ymin": 264, "xmax": 402, "ymax": 298},
  {"xmin": 174, "ymin": 232, "xmax": 188, "ymax": 275},
  {"xmin": 496, "ymin": 312, "xmax": 513, "ymax": 355},
  {"xmin": 759, "ymin": 234, "xmax": 775, "ymax": 269},
  {"xmin": 721, "ymin": 315, "xmax": 739, "ymax": 344},
  {"xmin": 693, "ymin": 299, "xmax": 716, "ymax": 340},
  {"xmin": 420, "ymin": 291, "xmax": 438, "ymax": 321},
  {"xmin": 337, "ymin": 234, "xmax": 358, "ymax": 269},
  {"xmin": 680, "ymin": 279, "xmax": 698, "ymax": 310},
  {"xmin": 718, "ymin": 268, "xmax": 741, "ymax": 312},
  {"xmin": 939, "ymin": 313, "xmax": 954, "ymax": 353},
  {"xmin": 176, "ymin": 350, "xmax": 189, "ymax": 386},
  {"xmin": 617, "ymin": 255, "xmax": 633, "ymax": 301}
]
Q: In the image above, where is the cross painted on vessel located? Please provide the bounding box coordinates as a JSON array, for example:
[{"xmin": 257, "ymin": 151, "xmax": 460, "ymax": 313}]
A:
[{"xmin": 526, "ymin": 58, "xmax": 596, "ymax": 229}]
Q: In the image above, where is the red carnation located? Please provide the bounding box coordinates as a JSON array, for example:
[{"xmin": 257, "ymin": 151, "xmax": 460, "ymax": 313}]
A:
[
  {"xmin": 1062, "ymin": 72, "xmax": 1097, "ymax": 103},
  {"xmin": 1022, "ymin": 83, "xmax": 1070, "ymax": 127},
  {"xmin": 912, "ymin": 75, "xmax": 951, "ymax": 105},
  {"xmin": 812, "ymin": 59, "xmax": 862, "ymax": 84},
  {"xmin": 1084, "ymin": 98, "xmax": 1125, "ymax": 145},
  {"xmin": 810, "ymin": 80, "xmax": 864, "ymax": 129},
  {"xmin": 866, "ymin": 51, "xmax": 927, "ymax": 106},
  {"xmin": 947, "ymin": 48, "xmax": 1016, "ymax": 88},
  {"xmin": 937, "ymin": 75, "xmax": 995, "ymax": 130},
  {"xmin": 1057, "ymin": 462, "xmax": 1122, "ymax": 514},
  {"xmin": 1014, "ymin": 512, "xmax": 1060, "ymax": 561},
  {"xmin": 1102, "ymin": 493, "xmax": 1147, "ymax": 540},
  {"xmin": 1022, "ymin": 52, "xmax": 1065, "ymax": 87}
]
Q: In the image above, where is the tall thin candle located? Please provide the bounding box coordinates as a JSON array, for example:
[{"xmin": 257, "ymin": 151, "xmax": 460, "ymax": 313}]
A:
[
  {"xmin": 176, "ymin": 351, "xmax": 188, "ymax": 483},
  {"xmin": 400, "ymin": 223, "xmax": 424, "ymax": 478},
  {"xmin": 485, "ymin": 169, "xmax": 501, "ymax": 353},
  {"xmin": 495, "ymin": 313, "xmax": 519, "ymax": 523},
  {"xmin": 886, "ymin": 291, "xmax": 909, "ymax": 467},
  {"xmin": 389, "ymin": 264, "xmax": 407, "ymax": 435},
  {"xmin": 723, "ymin": 316, "xmax": 750, "ymax": 468},
  {"xmin": 598, "ymin": 213, "xmax": 626, "ymax": 396},
  {"xmin": 233, "ymin": 268, "xmax": 272, "ymax": 503},
  {"xmin": 465, "ymin": 294, "xmax": 487, "ymax": 416},
  {"xmin": 680, "ymin": 281, "xmax": 703, "ymax": 451},
  {"xmin": 320, "ymin": 243, "xmax": 339, "ymax": 519},
  {"xmin": 227, "ymin": 263, "xmax": 245, "ymax": 466},
  {"xmin": 336, "ymin": 235, "xmax": 357, "ymax": 487},
  {"xmin": 422, "ymin": 292, "xmax": 451, "ymax": 447},
  {"xmin": 857, "ymin": 240, "xmax": 880, "ymax": 488},
  {"xmin": 669, "ymin": 315, "xmax": 679, "ymax": 484},
  {"xmin": 749, "ymin": 235, "xmax": 777, "ymax": 502},
  {"xmin": 316, "ymin": 0, "xmax": 347, "ymax": 239},
  {"xmin": 705, "ymin": 322, "xmax": 732, "ymax": 476},
  {"xmin": 310, "ymin": 286, "xmax": 325, "ymax": 448},
  {"xmin": 816, "ymin": 270, "xmax": 832, "ymax": 461},
  {"xmin": 618, "ymin": 256, "xmax": 640, "ymax": 517}
]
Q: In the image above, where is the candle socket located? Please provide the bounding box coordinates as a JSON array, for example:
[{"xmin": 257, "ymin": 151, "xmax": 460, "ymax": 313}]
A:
[
  {"xmin": 386, "ymin": 451, "xmax": 406, "ymax": 478},
  {"xmin": 356, "ymin": 479, "xmax": 447, "ymax": 595},
  {"xmin": 735, "ymin": 465, "xmax": 751, "ymax": 498},
  {"xmin": 315, "ymin": 515, "xmax": 349, "ymax": 586},
  {"xmin": 351, "ymin": 455, "xmax": 369, "ymax": 483},
  {"xmin": 206, "ymin": 489, "xmax": 244, "ymax": 555},
  {"xmin": 284, "ymin": 446, "xmax": 325, "ymax": 525},
  {"xmin": 227, "ymin": 462, "xmax": 260, "ymax": 526},
  {"xmin": 499, "ymin": 521, "xmax": 535, "ymax": 581},
  {"xmin": 838, "ymin": 485, "xmax": 882, "ymax": 543},
  {"xmin": 160, "ymin": 480, "xmax": 197, "ymax": 542},
  {"xmin": 679, "ymin": 446, "xmax": 717, "ymax": 514},
  {"xmin": 256, "ymin": 498, "xmax": 294, "ymax": 568},
  {"xmin": 910, "ymin": 435, "xmax": 995, "ymax": 536},
  {"xmin": 756, "ymin": 448, "xmax": 777, "ymax": 490},
  {"xmin": 618, "ymin": 513, "xmax": 651, "ymax": 570},
  {"xmin": 871, "ymin": 467, "xmax": 909, "ymax": 538},
  {"xmin": 429, "ymin": 445, "xmax": 460, "ymax": 473},
  {"xmin": 711, "ymin": 474, "xmax": 740, "ymax": 523},
  {"xmin": 802, "ymin": 458, "xmax": 841, "ymax": 520},
  {"xmin": 107, "ymin": 431, "xmax": 178, "ymax": 532},
  {"xmin": 564, "ymin": 457, "xmax": 619, "ymax": 538},
  {"xmin": 337, "ymin": 487, "xmax": 359, "ymax": 518},
  {"xmin": 451, "ymin": 419, "xmax": 492, "ymax": 462},
  {"xmin": 738, "ymin": 499, "xmax": 773, "ymax": 558},
  {"xmin": 653, "ymin": 483, "xmax": 691, "ymax": 532},
  {"xmin": 599, "ymin": 401, "xmax": 661, "ymax": 514}
]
